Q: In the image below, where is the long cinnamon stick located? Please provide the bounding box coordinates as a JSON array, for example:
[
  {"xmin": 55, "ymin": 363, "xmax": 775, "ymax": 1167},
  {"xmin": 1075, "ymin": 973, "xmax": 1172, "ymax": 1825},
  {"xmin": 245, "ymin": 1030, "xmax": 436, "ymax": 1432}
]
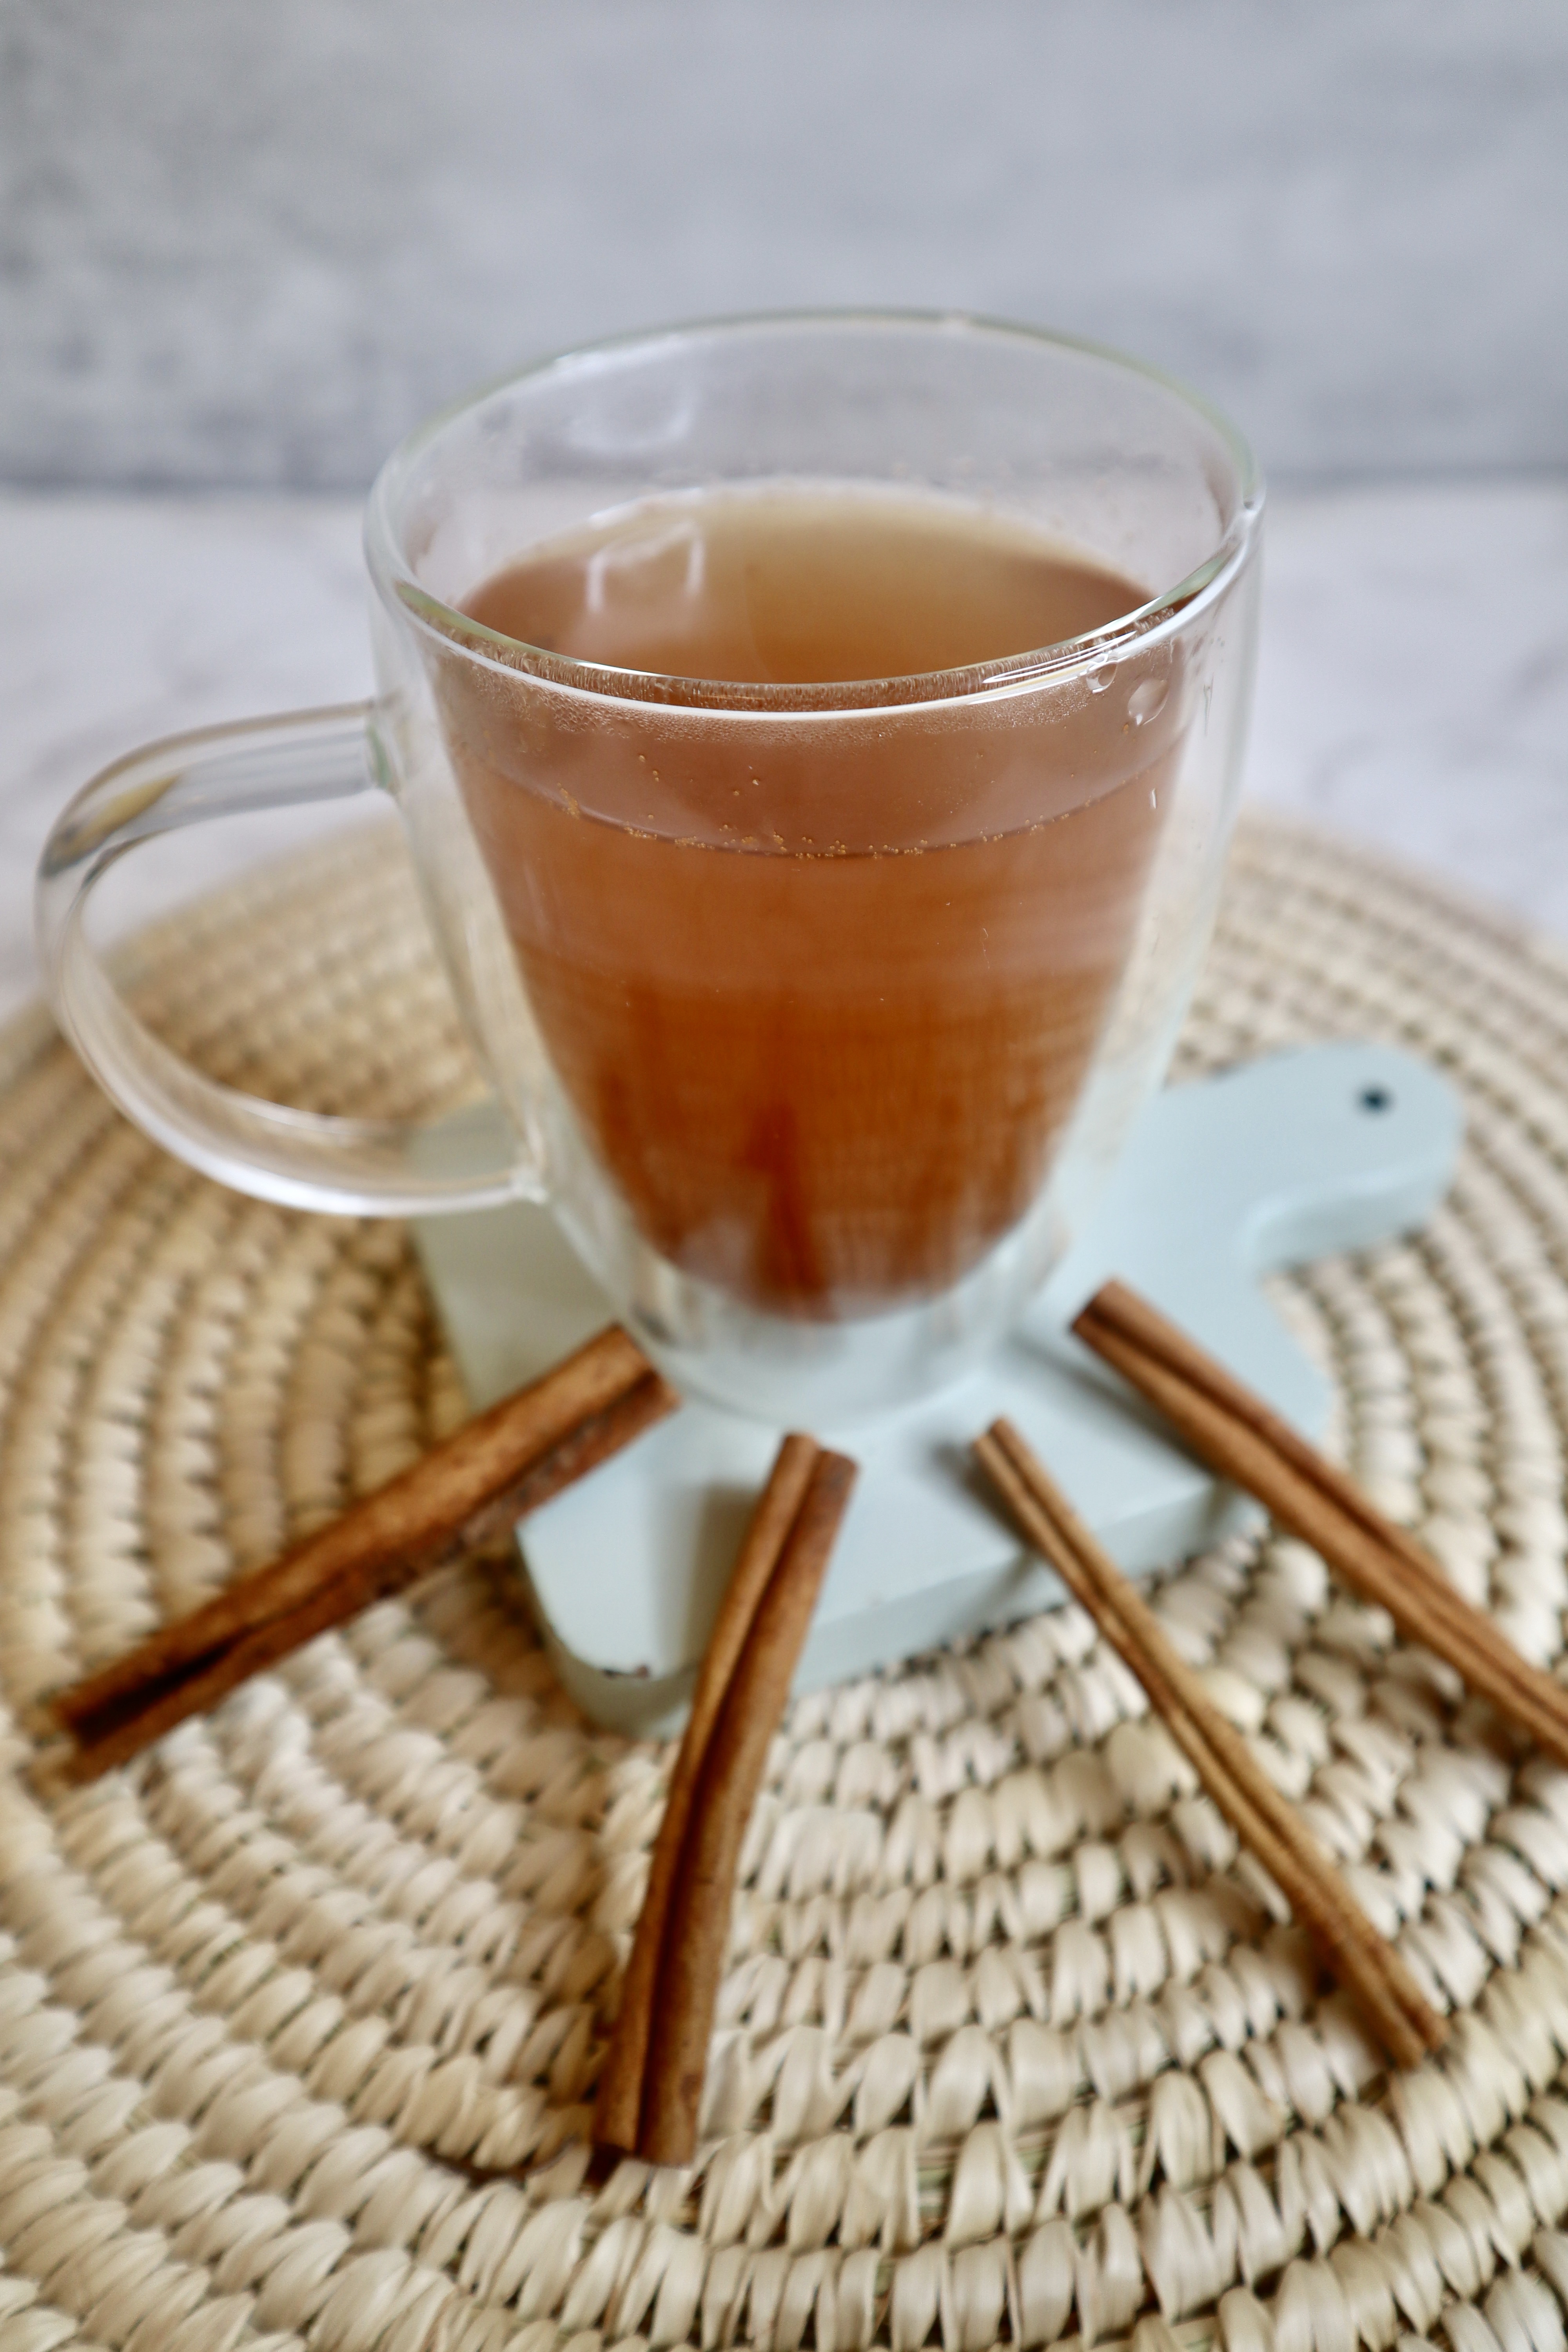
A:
[
  {"xmin": 1074, "ymin": 1281, "xmax": 1568, "ymax": 1769},
  {"xmin": 976, "ymin": 1417, "xmax": 1445, "ymax": 2069},
  {"xmin": 51, "ymin": 1326, "xmax": 677, "ymax": 1782},
  {"xmin": 593, "ymin": 1432, "xmax": 822, "ymax": 2154},
  {"xmin": 638, "ymin": 1446, "xmax": 858, "ymax": 2166}
]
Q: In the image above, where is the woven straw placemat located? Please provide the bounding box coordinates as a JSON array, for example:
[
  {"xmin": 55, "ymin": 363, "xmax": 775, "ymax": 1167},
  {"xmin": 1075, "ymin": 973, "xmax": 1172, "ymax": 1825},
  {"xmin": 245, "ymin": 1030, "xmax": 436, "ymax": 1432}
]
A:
[{"xmin": 3, "ymin": 810, "xmax": 1568, "ymax": 2352}]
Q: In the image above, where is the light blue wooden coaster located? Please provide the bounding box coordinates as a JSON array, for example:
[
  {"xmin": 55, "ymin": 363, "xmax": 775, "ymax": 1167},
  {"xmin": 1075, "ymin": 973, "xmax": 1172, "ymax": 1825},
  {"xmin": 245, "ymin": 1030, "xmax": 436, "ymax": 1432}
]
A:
[{"xmin": 414, "ymin": 1042, "xmax": 1461, "ymax": 1737}]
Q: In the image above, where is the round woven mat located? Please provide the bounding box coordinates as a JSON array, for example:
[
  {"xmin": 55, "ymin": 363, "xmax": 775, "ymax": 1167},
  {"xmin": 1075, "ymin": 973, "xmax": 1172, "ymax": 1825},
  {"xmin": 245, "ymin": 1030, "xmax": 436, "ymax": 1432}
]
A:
[{"xmin": 4, "ymin": 813, "xmax": 1568, "ymax": 2352}]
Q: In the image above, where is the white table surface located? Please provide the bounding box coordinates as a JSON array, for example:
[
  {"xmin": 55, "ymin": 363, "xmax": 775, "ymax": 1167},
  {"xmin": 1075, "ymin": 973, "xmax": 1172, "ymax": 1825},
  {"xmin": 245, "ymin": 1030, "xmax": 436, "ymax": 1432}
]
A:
[{"xmin": 4, "ymin": 482, "xmax": 1566, "ymax": 1031}]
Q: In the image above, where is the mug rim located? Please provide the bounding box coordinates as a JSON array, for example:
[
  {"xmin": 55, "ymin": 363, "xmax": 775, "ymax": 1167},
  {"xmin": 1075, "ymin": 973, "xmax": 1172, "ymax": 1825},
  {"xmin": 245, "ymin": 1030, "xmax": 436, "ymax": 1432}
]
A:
[{"xmin": 365, "ymin": 307, "xmax": 1264, "ymax": 718}]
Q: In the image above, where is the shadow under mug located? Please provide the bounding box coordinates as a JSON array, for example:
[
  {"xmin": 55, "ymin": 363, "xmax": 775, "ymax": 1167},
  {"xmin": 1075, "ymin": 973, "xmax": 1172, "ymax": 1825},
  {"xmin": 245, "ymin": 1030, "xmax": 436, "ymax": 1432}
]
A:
[{"xmin": 37, "ymin": 313, "xmax": 1263, "ymax": 1423}]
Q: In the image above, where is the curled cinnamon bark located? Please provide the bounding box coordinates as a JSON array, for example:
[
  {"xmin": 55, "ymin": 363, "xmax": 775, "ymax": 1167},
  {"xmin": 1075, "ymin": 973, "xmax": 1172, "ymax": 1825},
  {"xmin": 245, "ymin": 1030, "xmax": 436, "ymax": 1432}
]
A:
[
  {"xmin": 51, "ymin": 1326, "xmax": 676, "ymax": 1782},
  {"xmin": 1075, "ymin": 1279, "xmax": 1568, "ymax": 1768},
  {"xmin": 597, "ymin": 1439, "xmax": 857, "ymax": 2168},
  {"xmin": 593, "ymin": 1432, "xmax": 821, "ymax": 2154},
  {"xmin": 975, "ymin": 1415, "xmax": 1445, "ymax": 2071}
]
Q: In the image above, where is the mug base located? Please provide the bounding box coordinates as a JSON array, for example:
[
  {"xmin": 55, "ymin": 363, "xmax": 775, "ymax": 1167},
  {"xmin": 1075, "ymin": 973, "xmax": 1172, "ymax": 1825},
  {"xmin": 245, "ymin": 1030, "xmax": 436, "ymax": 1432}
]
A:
[{"xmin": 414, "ymin": 1041, "xmax": 1460, "ymax": 1736}]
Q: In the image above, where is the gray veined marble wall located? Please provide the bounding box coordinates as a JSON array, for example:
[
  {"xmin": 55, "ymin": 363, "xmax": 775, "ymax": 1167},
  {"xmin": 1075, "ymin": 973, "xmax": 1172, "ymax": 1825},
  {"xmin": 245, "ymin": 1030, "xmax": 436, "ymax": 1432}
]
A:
[{"xmin": 2, "ymin": 0, "xmax": 1565, "ymax": 492}]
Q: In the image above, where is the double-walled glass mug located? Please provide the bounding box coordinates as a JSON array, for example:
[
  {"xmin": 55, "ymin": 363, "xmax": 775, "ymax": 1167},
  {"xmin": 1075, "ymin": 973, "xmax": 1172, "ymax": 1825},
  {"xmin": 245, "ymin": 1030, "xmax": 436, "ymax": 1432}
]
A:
[{"xmin": 37, "ymin": 314, "xmax": 1263, "ymax": 1422}]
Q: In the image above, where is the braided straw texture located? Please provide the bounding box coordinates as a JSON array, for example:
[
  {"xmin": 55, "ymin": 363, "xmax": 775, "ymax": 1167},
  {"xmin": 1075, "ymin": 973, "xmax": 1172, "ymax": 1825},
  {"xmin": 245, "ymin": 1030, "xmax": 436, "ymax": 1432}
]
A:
[{"xmin": 4, "ymin": 812, "xmax": 1568, "ymax": 2352}]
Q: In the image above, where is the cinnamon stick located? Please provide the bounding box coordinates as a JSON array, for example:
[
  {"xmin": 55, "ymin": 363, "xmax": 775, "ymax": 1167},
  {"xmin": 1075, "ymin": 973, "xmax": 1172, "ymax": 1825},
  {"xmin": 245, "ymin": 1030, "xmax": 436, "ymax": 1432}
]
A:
[
  {"xmin": 1074, "ymin": 1281, "xmax": 1568, "ymax": 1770},
  {"xmin": 50, "ymin": 1326, "xmax": 677, "ymax": 1782},
  {"xmin": 975, "ymin": 1417, "xmax": 1446, "ymax": 2069},
  {"xmin": 593, "ymin": 1432, "xmax": 822, "ymax": 2154},
  {"xmin": 637, "ymin": 1445, "xmax": 858, "ymax": 2166}
]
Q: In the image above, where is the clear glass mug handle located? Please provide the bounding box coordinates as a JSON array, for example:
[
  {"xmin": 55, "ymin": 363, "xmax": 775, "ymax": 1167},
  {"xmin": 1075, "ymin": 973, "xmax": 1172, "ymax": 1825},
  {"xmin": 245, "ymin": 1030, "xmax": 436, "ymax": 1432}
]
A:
[{"xmin": 34, "ymin": 703, "xmax": 542, "ymax": 1214}]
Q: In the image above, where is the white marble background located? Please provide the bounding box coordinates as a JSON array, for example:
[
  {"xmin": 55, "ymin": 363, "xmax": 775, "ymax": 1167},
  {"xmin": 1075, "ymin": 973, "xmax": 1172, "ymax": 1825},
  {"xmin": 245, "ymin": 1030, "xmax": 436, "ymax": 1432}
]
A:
[{"xmin": 3, "ymin": 0, "xmax": 1566, "ymax": 489}]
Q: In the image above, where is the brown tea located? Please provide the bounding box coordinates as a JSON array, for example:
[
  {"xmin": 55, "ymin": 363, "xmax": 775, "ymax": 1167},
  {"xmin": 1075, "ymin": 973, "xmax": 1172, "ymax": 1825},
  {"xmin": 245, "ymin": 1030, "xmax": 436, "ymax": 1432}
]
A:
[{"xmin": 438, "ymin": 491, "xmax": 1176, "ymax": 1317}]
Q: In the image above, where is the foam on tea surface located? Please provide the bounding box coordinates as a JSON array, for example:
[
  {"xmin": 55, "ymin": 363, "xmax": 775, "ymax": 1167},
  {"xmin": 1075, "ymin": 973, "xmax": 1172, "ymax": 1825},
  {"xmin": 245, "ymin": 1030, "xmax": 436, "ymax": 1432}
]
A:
[{"xmin": 437, "ymin": 490, "xmax": 1177, "ymax": 1318}]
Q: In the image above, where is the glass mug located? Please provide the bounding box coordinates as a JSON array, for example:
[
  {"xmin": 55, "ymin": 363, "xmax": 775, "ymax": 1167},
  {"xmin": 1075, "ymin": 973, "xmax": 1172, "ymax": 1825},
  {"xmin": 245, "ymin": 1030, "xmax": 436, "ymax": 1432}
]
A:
[{"xmin": 37, "ymin": 314, "xmax": 1262, "ymax": 1422}]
